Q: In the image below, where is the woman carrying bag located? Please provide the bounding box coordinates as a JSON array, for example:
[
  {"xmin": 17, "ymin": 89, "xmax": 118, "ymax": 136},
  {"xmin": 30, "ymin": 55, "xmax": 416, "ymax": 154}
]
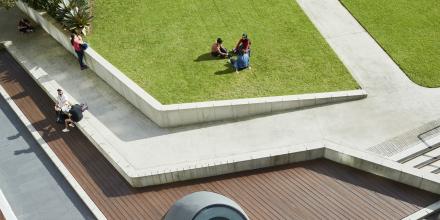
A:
[{"xmin": 70, "ymin": 32, "xmax": 88, "ymax": 70}]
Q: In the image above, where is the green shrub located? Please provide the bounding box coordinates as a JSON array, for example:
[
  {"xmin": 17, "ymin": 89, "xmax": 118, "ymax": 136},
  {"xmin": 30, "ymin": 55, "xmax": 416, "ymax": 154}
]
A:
[
  {"xmin": 57, "ymin": 0, "xmax": 93, "ymax": 33},
  {"xmin": 17, "ymin": 0, "xmax": 93, "ymax": 33},
  {"xmin": 21, "ymin": 0, "xmax": 47, "ymax": 10},
  {"xmin": 46, "ymin": 0, "xmax": 62, "ymax": 18},
  {"xmin": 0, "ymin": 0, "xmax": 16, "ymax": 9}
]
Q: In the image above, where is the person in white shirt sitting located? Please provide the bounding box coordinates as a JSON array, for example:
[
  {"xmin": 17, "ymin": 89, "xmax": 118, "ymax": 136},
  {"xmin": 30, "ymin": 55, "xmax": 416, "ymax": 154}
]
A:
[{"xmin": 55, "ymin": 88, "xmax": 70, "ymax": 123}]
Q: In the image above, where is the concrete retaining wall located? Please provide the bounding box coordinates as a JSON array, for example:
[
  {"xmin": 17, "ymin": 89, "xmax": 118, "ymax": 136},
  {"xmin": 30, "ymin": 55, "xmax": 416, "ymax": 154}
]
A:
[
  {"xmin": 130, "ymin": 145, "xmax": 325, "ymax": 187},
  {"xmin": 16, "ymin": 1, "xmax": 367, "ymax": 127},
  {"xmin": 130, "ymin": 140, "xmax": 440, "ymax": 192},
  {"xmin": 323, "ymin": 143, "xmax": 440, "ymax": 195}
]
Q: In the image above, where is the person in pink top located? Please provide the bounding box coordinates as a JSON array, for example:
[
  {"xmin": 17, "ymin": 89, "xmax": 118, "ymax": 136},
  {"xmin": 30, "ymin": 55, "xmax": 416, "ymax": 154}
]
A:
[{"xmin": 70, "ymin": 32, "xmax": 88, "ymax": 70}]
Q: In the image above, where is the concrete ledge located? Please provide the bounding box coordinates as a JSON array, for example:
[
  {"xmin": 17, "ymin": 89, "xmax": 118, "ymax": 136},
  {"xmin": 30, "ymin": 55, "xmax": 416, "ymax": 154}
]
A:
[
  {"xmin": 403, "ymin": 200, "xmax": 440, "ymax": 220},
  {"xmin": 0, "ymin": 84, "xmax": 106, "ymax": 219},
  {"xmin": 324, "ymin": 143, "xmax": 440, "ymax": 195},
  {"xmin": 130, "ymin": 144, "xmax": 325, "ymax": 187},
  {"xmin": 0, "ymin": 188, "xmax": 17, "ymax": 220},
  {"xmin": 129, "ymin": 140, "xmax": 440, "ymax": 196},
  {"xmin": 16, "ymin": 0, "xmax": 367, "ymax": 127}
]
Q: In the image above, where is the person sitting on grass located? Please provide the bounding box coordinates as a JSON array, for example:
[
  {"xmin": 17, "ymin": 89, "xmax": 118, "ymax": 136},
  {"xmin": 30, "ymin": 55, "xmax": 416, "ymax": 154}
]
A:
[
  {"xmin": 62, "ymin": 103, "xmax": 88, "ymax": 133},
  {"xmin": 211, "ymin": 38, "xmax": 230, "ymax": 58},
  {"xmin": 229, "ymin": 49, "xmax": 250, "ymax": 73},
  {"xmin": 17, "ymin": 18, "xmax": 34, "ymax": 33},
  {"xmin": 233, "ymin": 33, "xmax": 251, "ymax": 55}
]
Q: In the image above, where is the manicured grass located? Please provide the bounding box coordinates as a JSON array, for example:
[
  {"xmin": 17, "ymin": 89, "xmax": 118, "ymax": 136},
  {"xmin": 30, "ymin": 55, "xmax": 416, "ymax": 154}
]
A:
[
  {"xmin": 341, "ymin": 0, "xmax": 440, "ymax": 87},
  {"xmin": 88, "ymin": 0, "xmax": 358, "ymax": 104}
]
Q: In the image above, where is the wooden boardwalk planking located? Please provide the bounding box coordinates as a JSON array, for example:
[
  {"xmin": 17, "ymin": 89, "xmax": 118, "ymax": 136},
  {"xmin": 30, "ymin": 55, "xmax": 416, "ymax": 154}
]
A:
[
  {"xmin": 0, "ymin": 209, "xmax": 4, "ymax": 220},
  {"xmin": 0, "ymin": 49, "xmax": 439, "ymax": 220}
]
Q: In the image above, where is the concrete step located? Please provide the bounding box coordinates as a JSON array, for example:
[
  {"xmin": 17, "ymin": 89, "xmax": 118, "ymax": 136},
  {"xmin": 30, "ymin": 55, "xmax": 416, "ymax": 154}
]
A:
[
  {"xmin": 420, "ymin": 164, "xmax": 439, "ymax": 173},
  {"xmin": 404, "ymin": 155, "xmax": 432, "ymax": 167},
  {"xmin": 425, "ymin": 146, "xmax": 440, "ymax": 157},
  {"xmin": 412, "ymin": 147, "xmax": 440, "ymax": 168},
  {"xmin": 415, "ymin": 157, "xmax": 440, "ymax": 169},
  {"xmin": 392, "ymin": 134, "xmax": 440, "ymax": 163},
  {"xmin": 430, "ymin": 160, "xmax": 440, "ymax": 174}
]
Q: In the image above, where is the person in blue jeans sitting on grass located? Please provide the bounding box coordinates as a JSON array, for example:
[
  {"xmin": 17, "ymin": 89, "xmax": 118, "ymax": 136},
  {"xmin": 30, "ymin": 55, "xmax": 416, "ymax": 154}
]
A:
[{"xmin": 229, "ymin": 49, "xmax": 250, "ymax": 73}]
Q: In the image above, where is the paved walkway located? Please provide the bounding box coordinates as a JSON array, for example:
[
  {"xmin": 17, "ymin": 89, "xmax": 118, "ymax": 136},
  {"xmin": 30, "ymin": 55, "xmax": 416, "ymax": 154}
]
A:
[
  {"xmin": 1, "ymin": 0, "xmax": 439, "ymax": 175},
  {"xmin": 0, "ymin": 93, "xmax": 93, "ymax": 218}
]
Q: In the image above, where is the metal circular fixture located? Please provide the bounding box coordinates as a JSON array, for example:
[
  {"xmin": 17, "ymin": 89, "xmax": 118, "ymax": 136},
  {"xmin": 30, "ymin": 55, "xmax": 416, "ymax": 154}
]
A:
[{"xmin": 164, "ymin": 191, "xmax": 249, "ymax": 220}]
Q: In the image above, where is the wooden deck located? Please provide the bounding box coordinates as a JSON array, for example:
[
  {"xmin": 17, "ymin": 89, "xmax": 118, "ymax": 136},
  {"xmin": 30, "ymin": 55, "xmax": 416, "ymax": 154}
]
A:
[
  {"xmin": 1, "ymin": 49, "xmax": 439, "ymax": 220},
  {"xmin": 0, "ymin": 209, "xmax": 4, "ymax": 220}
]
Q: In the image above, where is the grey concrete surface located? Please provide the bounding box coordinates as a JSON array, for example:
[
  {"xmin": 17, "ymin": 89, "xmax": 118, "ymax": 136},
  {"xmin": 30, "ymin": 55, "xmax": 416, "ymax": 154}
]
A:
[
  {"xmin": 369, "ymin": 119, "xmax": 440, "ymax": 157},
  {"xmin": 0, "ymin": 96, "xmax": 93, "ymax": 219},
  {"xmin": 1, "ymin": 0, "xmax": 440, "ymax": 186}
]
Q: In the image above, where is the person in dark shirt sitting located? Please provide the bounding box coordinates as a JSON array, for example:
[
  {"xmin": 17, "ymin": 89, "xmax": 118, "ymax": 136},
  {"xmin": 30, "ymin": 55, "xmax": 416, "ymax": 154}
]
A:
[
  {"xmin": 18, "ymin": 18, "xmax": 34, "ymax": 33},
  {"xmin": 62, "ymin": 104, "xmax": 88, "ymax": 133}
]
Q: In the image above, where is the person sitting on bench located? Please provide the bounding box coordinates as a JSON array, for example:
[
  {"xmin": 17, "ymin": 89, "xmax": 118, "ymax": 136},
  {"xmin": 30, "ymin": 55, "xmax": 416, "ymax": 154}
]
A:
[
  {"xmin": 55, "ymin": 89, "xmax": 70, "ymax": 123},
  {"xmin": 18, "ymin": 18, "xmax": 34, "ymax": 33},
  {"xmin": 62, "ymin": 103, "xmax": 88, "ymax": 133},
  {"xmin": 211, "ymin": 38, "xmax": 230, "ymax": 58},
  {"xmin": 229, "ymin": 49, "xmax": 250, "ymax": 73}
]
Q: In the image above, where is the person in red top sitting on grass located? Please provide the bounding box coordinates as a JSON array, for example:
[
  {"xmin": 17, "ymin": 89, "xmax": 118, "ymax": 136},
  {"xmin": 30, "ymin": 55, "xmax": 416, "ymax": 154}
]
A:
[{"xmin": 233, "ymin": 33, "xmax": 251, "ymax": 56}]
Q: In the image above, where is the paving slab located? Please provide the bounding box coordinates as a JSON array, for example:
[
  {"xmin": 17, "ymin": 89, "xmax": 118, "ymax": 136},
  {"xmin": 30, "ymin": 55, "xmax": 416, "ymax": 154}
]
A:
[{"xmin": 1, "ymin": 0, "xmax": 440, "ymax": 186}]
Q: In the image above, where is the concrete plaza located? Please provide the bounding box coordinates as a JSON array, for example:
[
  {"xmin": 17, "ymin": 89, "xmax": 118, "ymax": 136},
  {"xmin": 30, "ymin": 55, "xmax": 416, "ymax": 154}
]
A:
[{"xmin": 1, "ymin": 0, "xmax": 439, "ymax": 186}]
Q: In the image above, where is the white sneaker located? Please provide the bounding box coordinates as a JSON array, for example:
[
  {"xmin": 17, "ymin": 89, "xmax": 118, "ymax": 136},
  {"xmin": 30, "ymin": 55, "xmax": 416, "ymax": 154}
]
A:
[
  {"xmin": 62, "ymin": 128, "xmax": 70, "ymax": 133},
  {"xmin": 69, "ymin": 123, "xmax": 75, "ymax": 128}
]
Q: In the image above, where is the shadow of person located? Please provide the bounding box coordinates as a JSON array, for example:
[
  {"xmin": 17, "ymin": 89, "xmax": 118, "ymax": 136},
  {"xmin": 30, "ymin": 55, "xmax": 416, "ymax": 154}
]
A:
[
  {"xmin": 194, "ymin": 52, "xmax": 218, "ymax": 62},
  {"xmin": 14, "ymin": 148, "xmax": 33, "ymax": 155},
  {"xmin": 7, "ymin": 133, "xmax": 20, "ymax": 140},
  {"xmin": 215, "ymin": 63, "xmax": 235, "ymax": 75}
]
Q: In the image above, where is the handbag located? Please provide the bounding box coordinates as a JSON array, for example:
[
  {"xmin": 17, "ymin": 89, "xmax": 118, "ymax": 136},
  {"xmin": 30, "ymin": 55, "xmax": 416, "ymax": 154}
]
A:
[{"xmin": 80, "ymin": 43, "xmax": 88, "ymax": 50}]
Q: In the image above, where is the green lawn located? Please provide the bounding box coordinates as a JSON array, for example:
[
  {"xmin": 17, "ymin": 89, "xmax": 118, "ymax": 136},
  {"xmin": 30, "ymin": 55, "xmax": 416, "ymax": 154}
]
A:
[
  {"xmin": 341, "ymin": 0, "xmax": 440, "ymax": 87},
  {"xmin": 88, "ymin": 0, "xmax": 358, "ymax": 104}
]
